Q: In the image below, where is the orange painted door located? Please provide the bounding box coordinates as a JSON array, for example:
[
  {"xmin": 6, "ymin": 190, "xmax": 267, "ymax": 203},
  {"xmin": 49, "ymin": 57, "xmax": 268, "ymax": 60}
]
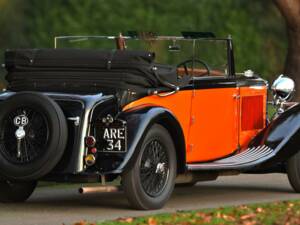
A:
[{"xmin": 187, "ymin": 85, "xmax": 240, "ymax": 163}]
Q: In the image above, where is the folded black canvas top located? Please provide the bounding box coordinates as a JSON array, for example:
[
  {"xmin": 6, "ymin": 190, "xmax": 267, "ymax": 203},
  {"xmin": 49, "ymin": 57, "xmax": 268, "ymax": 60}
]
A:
[
  {"xmin": 5, "ymin": 49, "xmax": 155, "ymax": 70},
  {"xmin": 4, "ymin": 49, "xmax": 178, "ymax": 94}
]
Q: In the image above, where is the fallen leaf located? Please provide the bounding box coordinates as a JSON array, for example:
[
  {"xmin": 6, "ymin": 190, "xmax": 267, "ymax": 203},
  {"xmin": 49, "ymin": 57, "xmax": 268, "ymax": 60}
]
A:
[
  {"xmin": 256, "ymin": 207, "xmax": 264, "ymax": 213},
  {"xmin": 189, "ymin": 219, "xmax": 197, "ymax": 223},
  {"xmin": 216, "ymin": 212, "xmax": 222, "ymax": 218},
  {"xmin": 222, "ymin": 214, "xmax": 236, "ymax": 221},
  {"xmin": 203, "ymin": 215, "xmax": 212, "ymax": 223},
  {"xmin": 195, "ymin": 212, "xmax": 207, "ymax": 218},
  {"xmin": 240, "ymin": 213, "xmax": 256, "ymax": 220},
  {"xmin": 239, "ymin": 205, "xmax": 249, "ymax": 210},
  {"xmin": 242, "ymin": 221, "xmax": 257, "ymax": 225},
  {"xmin": 148, "ymin": 217, "xmax": 157, "ymax": 225},
  {"xmin": 125, "ymin": 218, "xmax": 134, "ymax": 223},
  {"xmin": 73, "ymin": 221, "xmax": 87, "ymax": 225},
  {"xmin": 116, "ymin": 217, "xmax": 134, "ymax": 223}
]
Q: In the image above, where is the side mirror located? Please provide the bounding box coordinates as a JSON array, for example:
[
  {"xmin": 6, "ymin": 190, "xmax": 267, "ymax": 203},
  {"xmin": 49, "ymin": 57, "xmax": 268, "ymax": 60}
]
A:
[{"xmin": 271, "ymin": 74, "xmax": 295, "ymax": 113}]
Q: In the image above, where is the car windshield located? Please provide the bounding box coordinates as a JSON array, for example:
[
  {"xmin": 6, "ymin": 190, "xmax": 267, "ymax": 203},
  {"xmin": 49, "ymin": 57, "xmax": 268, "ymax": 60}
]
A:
[{"xmin": 55, "ymin": 35, "xmax": 229, "ymax": 77}]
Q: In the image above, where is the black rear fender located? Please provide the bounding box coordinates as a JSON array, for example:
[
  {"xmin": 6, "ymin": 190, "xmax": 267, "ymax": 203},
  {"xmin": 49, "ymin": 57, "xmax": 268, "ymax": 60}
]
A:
[{"xmin": 115, "ymin": 106, "xmax": 186, "ymax": 174}]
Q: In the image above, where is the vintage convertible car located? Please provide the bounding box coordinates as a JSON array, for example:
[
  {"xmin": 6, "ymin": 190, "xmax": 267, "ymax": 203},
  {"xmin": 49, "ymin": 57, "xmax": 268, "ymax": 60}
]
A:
[{"xmin": 0, "ymin": 32, "xmax": 299, "ymax": 210}]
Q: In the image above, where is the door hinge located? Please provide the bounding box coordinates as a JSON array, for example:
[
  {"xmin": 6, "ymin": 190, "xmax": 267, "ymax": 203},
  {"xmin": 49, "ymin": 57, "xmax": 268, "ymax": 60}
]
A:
[
  {"xmin": 189, "ymin": 144, "xmax": 194, "ymax": 152},
  {"xmin": 191, "ymin": 116, "xmax": 196, "ymax": 125}
]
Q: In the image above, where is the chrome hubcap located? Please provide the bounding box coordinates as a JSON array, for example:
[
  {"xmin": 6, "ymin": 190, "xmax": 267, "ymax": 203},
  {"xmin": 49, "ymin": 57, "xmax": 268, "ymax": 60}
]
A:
[
  {"xmin": 15, "ymin": 127, "xmax": 26, "ymax": 140},
  {"xmin": 155, "ymin": 162, "xmax": 166, "ymax": 174},
  {"xmin": 0, "ymin": 107, "xmax": 49, "ymax": 164},
  {"xmin": 140, "ymin": 140, "xmax": 169, "ymax": 197}
]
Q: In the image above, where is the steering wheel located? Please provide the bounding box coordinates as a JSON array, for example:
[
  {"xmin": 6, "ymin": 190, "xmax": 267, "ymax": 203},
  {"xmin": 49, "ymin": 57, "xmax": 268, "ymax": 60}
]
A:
[{"xmin": 177, "ymin": 59, "xmax": 211, "ymax": 77}]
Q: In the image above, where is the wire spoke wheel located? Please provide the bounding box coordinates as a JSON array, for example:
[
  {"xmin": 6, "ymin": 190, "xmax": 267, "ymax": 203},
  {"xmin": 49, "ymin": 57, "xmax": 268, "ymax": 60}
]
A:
[
  {"xmin": 0, "ymin": 92, "xmax": 67, "ymax": 181},
  {"xmin": 140, "ymin": 140, "xmax": 170, "ymax": 197},
  {"xmin": 0, "ymin": 107, "xmax": 49, "ymax": 164},
  {"xmin": 122, "ymin": 124, "xmax": 176, "ymax": 210}
]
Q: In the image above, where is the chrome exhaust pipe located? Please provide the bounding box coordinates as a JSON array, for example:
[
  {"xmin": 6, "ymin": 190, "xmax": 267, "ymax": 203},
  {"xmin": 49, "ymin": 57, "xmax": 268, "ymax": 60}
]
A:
[{"xmin": 79, "ymin": 185, "xmax": 121, "ymax": 194}]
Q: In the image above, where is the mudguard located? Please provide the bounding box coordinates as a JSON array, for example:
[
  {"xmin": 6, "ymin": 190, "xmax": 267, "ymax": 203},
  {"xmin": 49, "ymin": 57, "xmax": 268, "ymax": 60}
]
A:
[
  {"xmin": 110, "ymin": 106, "xmax": 186, "ymax": 174},
  {"xmin": 249, "ymin": 103, "xmax": 300, "ymax": 169}
]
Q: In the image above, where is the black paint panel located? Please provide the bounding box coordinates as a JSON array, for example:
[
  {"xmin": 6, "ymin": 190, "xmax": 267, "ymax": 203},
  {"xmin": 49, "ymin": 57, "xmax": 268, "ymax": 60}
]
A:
[
  {"xmin": 103, "ymin": 106, "xmax": 186, "ymax": 174},
  {"xmin": 181, "ymin": 75, "xmax": 267, "ymax": 90},
  {"xmin": 248, "ymin": 103, "xmax": 300, "ymax": 169}
]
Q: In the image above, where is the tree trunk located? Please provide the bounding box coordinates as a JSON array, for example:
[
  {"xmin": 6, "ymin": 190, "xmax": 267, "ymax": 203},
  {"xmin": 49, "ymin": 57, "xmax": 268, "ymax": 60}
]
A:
[
  {"xmin": 274, "ymin": 0, "xmax": 300, "ymax": 100},
  {"xmin": 286, "ymin": 28, "xmax": 300, "ymax": 100}
]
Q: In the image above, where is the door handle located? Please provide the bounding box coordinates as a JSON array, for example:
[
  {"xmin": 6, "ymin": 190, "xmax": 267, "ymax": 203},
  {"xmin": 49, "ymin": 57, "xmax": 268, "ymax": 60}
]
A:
[{"xmin": 233, "ymin": 94, "xmax": 240, "ymax": 99}]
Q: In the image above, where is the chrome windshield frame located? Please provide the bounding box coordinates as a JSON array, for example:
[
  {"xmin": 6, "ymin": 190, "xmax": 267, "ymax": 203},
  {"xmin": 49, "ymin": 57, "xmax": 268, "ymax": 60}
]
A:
[
  {"xmin": 54, "ymin": 35, "xmax": 231, "ymax": 49},
  {"xmin": 54, "ymin": 35, "xmax": 235, "ymax": 76}
]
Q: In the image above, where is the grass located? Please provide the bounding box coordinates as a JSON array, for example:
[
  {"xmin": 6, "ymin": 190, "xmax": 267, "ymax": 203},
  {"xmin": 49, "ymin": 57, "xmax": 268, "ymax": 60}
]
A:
[
  {"xmin": 267, "ymin": 103, "xmax": 276, "ymax": 119},
  {"xmin": 73, "ymin": 200, "xmax": 300, "ymax": 225}
]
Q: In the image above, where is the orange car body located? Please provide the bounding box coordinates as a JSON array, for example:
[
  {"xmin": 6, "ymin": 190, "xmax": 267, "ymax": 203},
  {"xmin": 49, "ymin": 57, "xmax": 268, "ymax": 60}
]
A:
[{"xmin": 123, "ymin": 79, "xmax": 267, "ymax": 163}]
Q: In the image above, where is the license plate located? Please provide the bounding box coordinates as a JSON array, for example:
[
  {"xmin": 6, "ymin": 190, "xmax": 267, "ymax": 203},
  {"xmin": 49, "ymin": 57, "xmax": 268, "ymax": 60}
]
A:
[{"xmin": 98, "ymin": 123, "xmax": 127, "ymax": 153}]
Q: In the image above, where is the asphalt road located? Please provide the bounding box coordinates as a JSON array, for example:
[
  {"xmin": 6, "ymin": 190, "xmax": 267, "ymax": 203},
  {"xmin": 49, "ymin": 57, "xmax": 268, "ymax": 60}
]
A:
[{"xmin": 0, "ymin": 173, "xmax": 300, "ymax": 225}]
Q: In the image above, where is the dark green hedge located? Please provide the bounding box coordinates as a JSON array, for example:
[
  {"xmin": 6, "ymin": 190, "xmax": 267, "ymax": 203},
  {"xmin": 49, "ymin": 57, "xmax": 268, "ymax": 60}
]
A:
[{"xmin": 0, "ymin": 0, "xmax": 286, "ymax": 85}]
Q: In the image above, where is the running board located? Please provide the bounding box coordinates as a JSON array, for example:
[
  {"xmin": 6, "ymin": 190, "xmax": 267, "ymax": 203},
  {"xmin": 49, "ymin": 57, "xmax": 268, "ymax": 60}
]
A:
[{"xmin": 187, "ymin": 145, "xmax": 275, "ymax": 171}]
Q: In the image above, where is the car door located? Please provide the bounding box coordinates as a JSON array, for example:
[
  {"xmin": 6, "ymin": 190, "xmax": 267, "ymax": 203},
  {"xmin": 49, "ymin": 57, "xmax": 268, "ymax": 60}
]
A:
[
  {"xmin": 187, "ymin": 76, "xmax": 240, "ymax": 163},
  {"xmin": 185, "ymin": 39, "xmax": 240, "ymax": 163}
]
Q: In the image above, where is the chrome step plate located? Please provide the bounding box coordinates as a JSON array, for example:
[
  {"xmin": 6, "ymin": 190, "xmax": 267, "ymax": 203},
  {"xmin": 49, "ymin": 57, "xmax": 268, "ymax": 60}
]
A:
[{"xmin": 187, "ymin": 145, "xmax": 274, "ymax": 171}]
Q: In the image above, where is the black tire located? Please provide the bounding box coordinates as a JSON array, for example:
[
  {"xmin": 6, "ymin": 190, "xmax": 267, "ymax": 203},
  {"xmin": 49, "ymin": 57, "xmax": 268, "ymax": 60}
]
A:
[
  {"xmin": 122, "ymin": 124, "xmax": 177, "ymax": 210},
  {"xmin": 287, "ymin": 151, "xmax": 300, "ymax": 192},
  {"xmin": 0, "ymin": 92, "xmax": 68, "ymax": 181},
  {"xmin": 0, "ymin": 180, "xmax": 37, "ymax": 203}
]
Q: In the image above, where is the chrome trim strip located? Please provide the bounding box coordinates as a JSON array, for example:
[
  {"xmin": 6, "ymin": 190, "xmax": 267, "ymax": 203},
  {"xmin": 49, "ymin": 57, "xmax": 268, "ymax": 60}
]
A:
[
  {"xmin": 187, "ymin": 145, "xmax": 274, "ymax": 170},
  {"xmin": 221, "ymin": 146, "xmax": 264, "ymax": 162},
  {"xmin": 50, "ymin": 93, "xmax": 114, "ymax": 173}
]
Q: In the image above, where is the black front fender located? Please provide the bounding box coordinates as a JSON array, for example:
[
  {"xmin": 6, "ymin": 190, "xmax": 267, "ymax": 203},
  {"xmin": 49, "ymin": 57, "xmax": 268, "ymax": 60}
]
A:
[
  {"xmin": 111, "ymin": 106, "xmax": 186, "ymax": 174},
  {"xmin": 249, "ymin": 103, "xmax": 300, "ymax": 168}
]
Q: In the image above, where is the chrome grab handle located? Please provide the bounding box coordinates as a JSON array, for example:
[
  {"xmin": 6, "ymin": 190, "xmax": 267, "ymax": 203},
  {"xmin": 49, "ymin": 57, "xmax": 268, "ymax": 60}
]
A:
[
  {"xmin": 154, "ymin": 87, "xmax": 180, "ymax": 97},
  {"xmin": 67, "ymin": 116, "xmax": 80, "ymax": 126}
]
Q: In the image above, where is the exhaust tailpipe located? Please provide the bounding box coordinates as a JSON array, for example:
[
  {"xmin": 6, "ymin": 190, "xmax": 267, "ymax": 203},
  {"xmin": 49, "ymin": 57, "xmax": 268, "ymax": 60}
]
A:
[{"xmin": 79, "ymin": 185, "xmax": 121, "ymax": 194}]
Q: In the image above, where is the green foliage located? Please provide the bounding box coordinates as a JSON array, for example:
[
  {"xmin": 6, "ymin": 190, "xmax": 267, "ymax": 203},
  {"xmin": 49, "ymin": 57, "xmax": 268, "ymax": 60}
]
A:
[
  {"xmin": 93, "ymin": 200, "xmax": 300, "ymax": 225},
  {"xmin": 0, "ymin": 0, "xmax": 287, "ymax": 84}
]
